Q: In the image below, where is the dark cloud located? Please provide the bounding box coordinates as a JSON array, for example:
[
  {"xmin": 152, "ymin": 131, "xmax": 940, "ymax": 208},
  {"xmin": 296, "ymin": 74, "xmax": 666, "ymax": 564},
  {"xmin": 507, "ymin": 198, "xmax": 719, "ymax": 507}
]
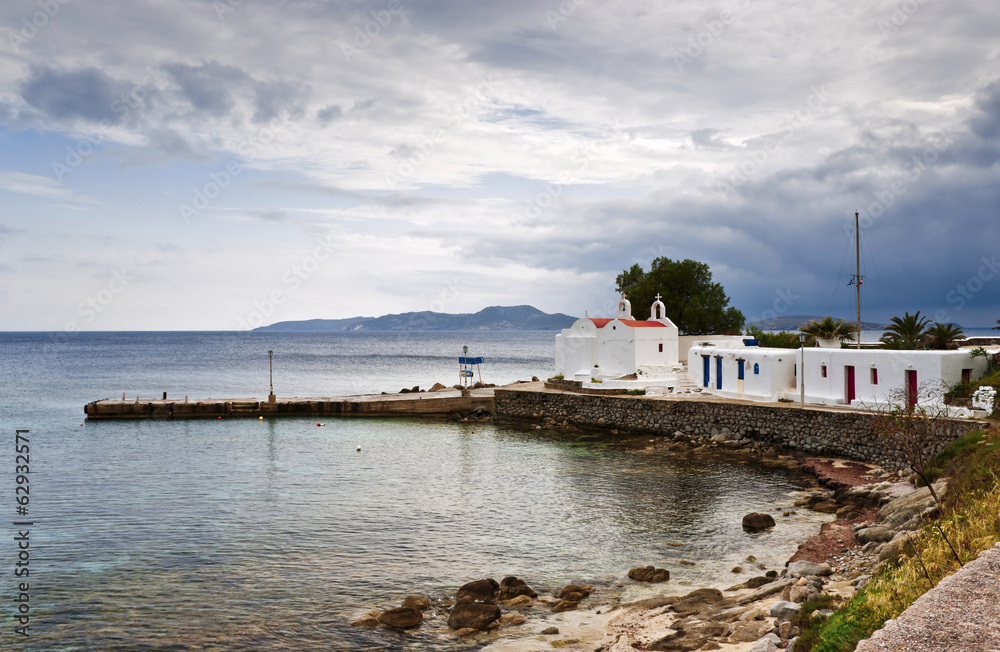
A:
[
  {"xmin": 969, "ymin": 80, "xmax": 1000, "ymax": 141},
  {"xmin": 317, "ymin": 104, "xmax": 342, "ymax": 123},
  {"xmin": 163, "ymin": 61, "xmax": 248, "ymax": 116},
  {"xmin": 120, "ymin": 128, "xmax": 213, "ymax": 166},
  {"xmin": 252, "ymin": 81, "xmax": 306, "ymax": 124},
  {"xmin": 20, "ymin": 66, "xmax": 130, "ymax": 124}
]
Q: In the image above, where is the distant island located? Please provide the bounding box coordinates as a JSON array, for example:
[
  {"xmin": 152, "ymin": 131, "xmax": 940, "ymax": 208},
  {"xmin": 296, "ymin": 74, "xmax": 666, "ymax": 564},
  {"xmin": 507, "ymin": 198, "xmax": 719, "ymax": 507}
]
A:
[
  {"xmin": 749, "ymin": 314, "xmax": 889, "ymax": 331},
  {"xmin": 255, "ymin": 305, "xmax": 576, "ymax": 332}
]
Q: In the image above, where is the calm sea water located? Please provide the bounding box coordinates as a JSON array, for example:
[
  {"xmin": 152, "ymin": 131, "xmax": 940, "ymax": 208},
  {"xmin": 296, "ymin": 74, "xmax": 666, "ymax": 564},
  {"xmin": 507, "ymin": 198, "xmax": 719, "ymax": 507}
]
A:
[{"xmin": 0, "ymin": 331, "xmax": 826, "ymax": 650}]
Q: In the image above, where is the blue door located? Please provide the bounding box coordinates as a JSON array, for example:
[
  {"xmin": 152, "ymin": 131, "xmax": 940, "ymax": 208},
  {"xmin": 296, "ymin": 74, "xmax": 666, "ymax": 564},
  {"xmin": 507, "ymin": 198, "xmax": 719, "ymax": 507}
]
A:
[
  {"xmin": 703, "ymin": 356, "xmax": 710, "ymax": 387},
  {"xmin": 737, "ymin": 360, "xmax": 745, "ymax": 380},
  {"xmin": 716, "ymin": 357, "xmax": 722, "ymax": 389}
]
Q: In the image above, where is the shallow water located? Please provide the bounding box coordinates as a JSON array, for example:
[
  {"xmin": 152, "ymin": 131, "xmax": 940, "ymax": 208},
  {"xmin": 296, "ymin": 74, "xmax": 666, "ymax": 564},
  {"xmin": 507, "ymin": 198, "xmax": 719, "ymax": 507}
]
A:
[{"xmin": 0, "ymin": 332, "xmax": 826, "ymax": 650}]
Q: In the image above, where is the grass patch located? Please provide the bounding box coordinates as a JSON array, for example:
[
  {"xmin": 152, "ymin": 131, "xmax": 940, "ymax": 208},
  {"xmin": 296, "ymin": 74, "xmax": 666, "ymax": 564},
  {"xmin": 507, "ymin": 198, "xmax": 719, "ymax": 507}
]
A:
[
  {"xmin": 797, "ymin": 426, "xmax": 1000, "ymax": 652},
  {"xmin": 624, "ymin": 389, "xmax": 646, "ymax": 396}
]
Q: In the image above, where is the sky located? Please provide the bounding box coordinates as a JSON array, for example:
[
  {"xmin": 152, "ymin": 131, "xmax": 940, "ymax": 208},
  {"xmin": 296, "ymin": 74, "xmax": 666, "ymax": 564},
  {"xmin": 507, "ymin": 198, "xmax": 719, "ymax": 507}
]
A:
[{"xmin": 1, "ymin": 0, "xmax": 999, "ymax": 331}]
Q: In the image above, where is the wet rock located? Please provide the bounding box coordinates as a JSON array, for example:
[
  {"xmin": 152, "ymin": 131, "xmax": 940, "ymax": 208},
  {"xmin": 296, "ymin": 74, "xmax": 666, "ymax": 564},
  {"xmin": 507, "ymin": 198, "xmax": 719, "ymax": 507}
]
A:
[
  {"xmin": 499, "ymin": 611, "xmax": 526, "ymax": 626},
  {"xmin": 732, "ymin": 566, "xmax": 744, "ymax": 573},
  {"xmin": 551, "ymin": 600, "xmax": 579, "ymax": 613},
  {"xmin": 455, "ymin": 578, "xmax": 499, "ymax": 603},
  {"xmin": 453, "ymin": 627, "xmax": 479, "ymax": 637},
  {"xmin": 628, "ymin": 566, "xmax": 670, "ymax": 582},
  {"xmin": 558, "ymin": 584, "xmax": 594, "ymax": 599},
  {"xmin": 630, "ymin": 596, "xmax": 678, "ymax": 610},
  {"xmin": 551, "ymin": 639, "xmax": 581, "ymax": 648},
  {"xmin": 765, "ymin": 570, "xmax": 778, "ymax": 579},
  {"xmin": 540, "ymin": 626, "xmax": 559, "ymax": 635},
  {"xmin": 448, "ymin": 598, "xmax": 501, "ymax": 630},
  {"xmin": 401, "ymin": 595, "xmax": 431, "ymax": 612},
  {"xmin": 377, "ymin": 607, "xmax": 423, "ymax": 629},
  {"xmin": 350, "ymin": 617, "xmax": 379, "ymax": 627},
  {"xmin": 745, "ymin": 576, "xmax": 773, "ymax": 589},
  {"xmin": 742, "ymin": 513, "xmax": 776, "ymax": 531},
  {"xmin": 498, "ymin": 576, "xmax": 537, "ymax": 600},
  {"xmin": 649, "ymin": 622, "xmax": 730, "ymax": 651},
  {"xmin": 669, "ymin": 588, "xmax": 724, "ymax": 615},
  {"xmin": 499, "ymin": 594, "xmax": 533, "ymax": 607},
  {"xmin": 786, "ymin": 560, "xmax": 832, "ymax": 578},
  {"xmin": 811, "ymin": 501, "xmax": 839, "ymax": 513}
]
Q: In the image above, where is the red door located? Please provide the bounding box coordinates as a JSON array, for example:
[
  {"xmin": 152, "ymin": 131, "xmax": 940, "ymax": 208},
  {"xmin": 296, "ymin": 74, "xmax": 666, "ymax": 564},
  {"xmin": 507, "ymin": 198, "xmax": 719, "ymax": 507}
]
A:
[
  {"xmin": 905, "ymin": 370, "xmax": 918, "ymax": 407},
  {"xmin": 845, "ymin": 366, "xmax": 855, "ymax": 403}
]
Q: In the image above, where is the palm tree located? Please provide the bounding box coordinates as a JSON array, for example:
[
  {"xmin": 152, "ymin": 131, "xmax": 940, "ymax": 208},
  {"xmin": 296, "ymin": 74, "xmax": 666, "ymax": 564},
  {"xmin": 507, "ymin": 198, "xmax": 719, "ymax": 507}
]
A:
[
  {"xmin": 923, "ymin": 322, "xmax": 965, "ymax": 350},
  {"xmin": 799, "ymin": 316, "xmax": 857, "ymax": 346},
  {"xmin": 994, "ymin": 319, "xmax": 1000, "ymax": 331},
  {"xmin": 880, "ymin": 311, "xmax": 931, "ymax": 349}
]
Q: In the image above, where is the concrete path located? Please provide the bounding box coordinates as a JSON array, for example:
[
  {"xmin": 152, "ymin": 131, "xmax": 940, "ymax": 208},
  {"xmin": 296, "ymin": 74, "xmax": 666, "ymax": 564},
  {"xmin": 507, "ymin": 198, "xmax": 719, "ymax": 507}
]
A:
[{"xmin": 855, "ymin": 542, "xmax": 1000, "ymax": 652}]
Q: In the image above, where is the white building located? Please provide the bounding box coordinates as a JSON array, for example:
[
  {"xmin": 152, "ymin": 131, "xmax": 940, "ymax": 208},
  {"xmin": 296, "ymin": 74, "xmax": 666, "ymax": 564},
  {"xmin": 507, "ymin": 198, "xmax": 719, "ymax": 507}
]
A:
[
  {"xmin": 555, "ymin": 296, "xmax": 679, "ymax": 381},
  {"xmin": 687, "ymin": 343, "xmax": 996, "ymax": 410}
]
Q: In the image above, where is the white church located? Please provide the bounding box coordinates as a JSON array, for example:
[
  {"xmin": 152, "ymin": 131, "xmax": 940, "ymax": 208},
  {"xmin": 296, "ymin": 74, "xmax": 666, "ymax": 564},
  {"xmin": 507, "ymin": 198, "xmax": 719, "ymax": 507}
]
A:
[{"xmin": 555, "ymin": 294, "xmax": 998, "ymax": 414}]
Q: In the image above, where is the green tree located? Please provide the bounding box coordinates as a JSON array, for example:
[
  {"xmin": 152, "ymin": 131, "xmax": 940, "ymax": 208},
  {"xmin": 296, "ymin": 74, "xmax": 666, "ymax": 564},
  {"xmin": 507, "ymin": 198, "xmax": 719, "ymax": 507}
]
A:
[
  {"xmin": 799, "ymin": 316, "xmax": 857, "ymax": 345},
  {"xmin": 615, "ymin": 258, "xmax": 745, "ymax": 334},
  {"xmin": 880, "ymin": 311, "xmax": 931, "ymax": 349},
  {"xmin": 923, "ymin": 322, "xmax": 965, "ymax": 350},
  {"xmin": 994, "ymin": 319, "xmax": 999, "ymax": 331},
  {"xmin": 748, "ymin": 326, "xmax": 801, "ymax": 348}
]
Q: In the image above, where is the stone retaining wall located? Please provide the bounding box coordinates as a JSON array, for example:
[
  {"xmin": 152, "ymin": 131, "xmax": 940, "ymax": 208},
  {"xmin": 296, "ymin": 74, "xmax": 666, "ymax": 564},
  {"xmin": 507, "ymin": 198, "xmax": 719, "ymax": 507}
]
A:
[{"xmin": 494, "ymin": 389, "xmax": 986, "ymax": 468}]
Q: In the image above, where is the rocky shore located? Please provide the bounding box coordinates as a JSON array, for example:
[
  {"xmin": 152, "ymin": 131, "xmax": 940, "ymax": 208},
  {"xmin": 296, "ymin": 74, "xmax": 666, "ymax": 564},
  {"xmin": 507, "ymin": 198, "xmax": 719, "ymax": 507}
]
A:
[{"xmin": 348, "ymin": 427, "xmax": 944, "ymax": 651}]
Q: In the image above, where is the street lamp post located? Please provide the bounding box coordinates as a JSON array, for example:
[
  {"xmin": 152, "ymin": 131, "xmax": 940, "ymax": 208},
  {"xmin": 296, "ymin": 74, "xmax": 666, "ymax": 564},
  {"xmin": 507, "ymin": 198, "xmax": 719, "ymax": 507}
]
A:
[
  {"xmin": 268, "ymin": 350, "xmax": 276, "ymax": 403},
  {"xmin": 798, "ymin": 334, "xmax": 806, "ymax": 407}
]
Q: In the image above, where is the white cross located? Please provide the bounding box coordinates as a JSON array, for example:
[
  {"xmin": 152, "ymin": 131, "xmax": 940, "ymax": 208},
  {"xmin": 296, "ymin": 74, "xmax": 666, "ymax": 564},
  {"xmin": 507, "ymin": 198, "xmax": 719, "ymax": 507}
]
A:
[{"xmin": 655, "ymin": 293, "xmax": 662, "ymax": 301}]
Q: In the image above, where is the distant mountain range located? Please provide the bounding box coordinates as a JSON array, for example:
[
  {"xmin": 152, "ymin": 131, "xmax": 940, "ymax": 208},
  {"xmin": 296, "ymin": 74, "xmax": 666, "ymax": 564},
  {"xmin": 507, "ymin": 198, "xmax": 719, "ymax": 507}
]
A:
[
  {"xmin": 255, "ymin": 305, "xmax": 577, "ymax": 332},
  {"xmin": 749, "ymin": 315, "xmax": 890, "ymax": 331}
]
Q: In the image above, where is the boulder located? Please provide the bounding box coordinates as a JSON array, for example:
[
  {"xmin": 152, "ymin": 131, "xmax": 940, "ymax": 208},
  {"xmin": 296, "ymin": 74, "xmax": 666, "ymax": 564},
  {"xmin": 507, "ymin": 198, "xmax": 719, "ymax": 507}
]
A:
[
  {"xmin": 540, "ymin": 626, "xmax": 560, "ymax": 635},
  {"xmin": 811, "ymin": 501, "xmax": 839, "ymax": 513},
  {"xmin": 377, "ymin": 607, "xmax": 423, "ymax": 629},
  {"xmin": 878, "ymin": 481, "xmax": 946, "ymax": 529},
  {"xmin": 750, "ymin": 633, "xmax": 781, "ymax": 652},
  {"xmin": 455, "ymin": 578, "xmax": 499, "ymax": 603},
  {"xmin": 429, "ymin": 382, "xmax": 447, "ymax": 392},
  {"xmin": 855, "ymin": 525, "xmax": 896, "ymax": 545},
  {"xmin": 730, "ymin": 622, "xmax": 771, "ymax": 643},
  {"xmin": 499, "ymin": 611, "xmax": 526, "ymax": 626},
  {"xmin": 669, "ymin": 588, "xmax": 724, "ymax": 615},
  {"xmin": 628, "ymin": 566, "xmax": 671, "ymax": 582},
  {"xmin": 769, "ymin": 600, "xmax": 801, "ymax": 622},
  {"xmin": 401, "ymin": 595, "xmax": 431, "ymax": 612},
  {"xmin": 500, "ymin": 594, "xmax": 533, "ymax": 607},
  {"xmin": 551, "ymin": 600, "xmax": 579, "ymax": 613},
  {"xmin": 649, "ymin": 623, "xmax": 730, "ymax": 651},
  {"xmin": 453, "ymin": 627, "xmax": 479, "ymax": 637},
  {"xmin": 745, "ymin": 576, "xmax": 773, "ymax": 589},
  {"xmin": 786, "ymin": 560, "xmax": 832, "ymax": 578},
  {"xmin": 558, "ymin": 584, "xmax": 594, "ymax": 599},
  {"xmin": 878, "ymin": 530, "xmax": 919, "ymax": 562},
  {"xmin": 499, "ymin": 576, "xmax": 538, "ymax": 600},
  {"xmin": 789, "ymin": 585, "xmax": 811, "ymax": 603},
  {"xmin": 742, "ymin": 513, "xmax": 776, "ymax": 531},
  {"xmin": 448, "ymin": 598, "xmax": 501, "ymax": 630}
]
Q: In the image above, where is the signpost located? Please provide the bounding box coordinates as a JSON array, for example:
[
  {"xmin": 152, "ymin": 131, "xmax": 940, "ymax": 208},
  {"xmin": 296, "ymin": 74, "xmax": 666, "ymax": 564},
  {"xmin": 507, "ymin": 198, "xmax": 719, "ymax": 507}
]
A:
[{"xmin": 458, "ymin": 345, "xmax": 485, "ymax": 387}]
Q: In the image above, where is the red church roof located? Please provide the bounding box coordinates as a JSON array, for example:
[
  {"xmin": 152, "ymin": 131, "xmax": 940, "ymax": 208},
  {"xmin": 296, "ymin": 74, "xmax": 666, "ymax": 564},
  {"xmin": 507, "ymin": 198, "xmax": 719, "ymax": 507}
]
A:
[{"xmin": 588, "ymin": 318, "xmax": 667, "ymax": 328}]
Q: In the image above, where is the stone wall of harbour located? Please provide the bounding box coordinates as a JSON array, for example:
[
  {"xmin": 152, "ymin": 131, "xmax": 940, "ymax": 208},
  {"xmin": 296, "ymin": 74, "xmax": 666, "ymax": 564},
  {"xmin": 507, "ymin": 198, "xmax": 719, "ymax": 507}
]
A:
[{"xmin": 494, "ymin": 388, "xmax": 986, "ymax": 468}]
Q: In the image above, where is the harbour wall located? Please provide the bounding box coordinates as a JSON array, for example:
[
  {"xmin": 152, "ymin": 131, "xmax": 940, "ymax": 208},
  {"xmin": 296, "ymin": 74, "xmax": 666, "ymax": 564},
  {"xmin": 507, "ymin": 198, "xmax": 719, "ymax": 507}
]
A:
[
  {"xmin": 494, "ymin": 388, "xmax": 986, "ymax": 467},
  {"xmin": 85, "ymin": 393, "xmax": 493, "ymax": 420}
]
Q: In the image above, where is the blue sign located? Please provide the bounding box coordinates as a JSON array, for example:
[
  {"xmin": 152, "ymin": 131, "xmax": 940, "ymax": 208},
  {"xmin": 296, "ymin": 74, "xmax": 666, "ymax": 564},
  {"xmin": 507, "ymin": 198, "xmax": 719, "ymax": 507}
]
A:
[
  {"xmin": 458, "ymin": 357, "xmax": 484, "ymax": 365},
  {"xmin": 461, "ymin": 370, "xmax": 474, "ymax": 377}
]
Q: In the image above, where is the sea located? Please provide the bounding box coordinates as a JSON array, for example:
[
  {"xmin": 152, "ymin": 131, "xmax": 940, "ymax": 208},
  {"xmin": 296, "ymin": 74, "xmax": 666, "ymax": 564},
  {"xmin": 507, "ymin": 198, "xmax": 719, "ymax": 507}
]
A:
[{"xmin": 0, "ymin": 331, "xmax": 833, "ymax": 650}]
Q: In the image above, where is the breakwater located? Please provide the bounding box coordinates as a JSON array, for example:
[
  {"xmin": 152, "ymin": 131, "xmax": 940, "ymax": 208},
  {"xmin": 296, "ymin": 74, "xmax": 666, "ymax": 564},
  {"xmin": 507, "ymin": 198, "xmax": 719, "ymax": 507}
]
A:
[
  {"xmin": 494, "ymin": 388, "xmax": 986, "ymax": 467},
  {"xmin": 85, "ymin": 391, "xmax": 493, "ymax": 420}
]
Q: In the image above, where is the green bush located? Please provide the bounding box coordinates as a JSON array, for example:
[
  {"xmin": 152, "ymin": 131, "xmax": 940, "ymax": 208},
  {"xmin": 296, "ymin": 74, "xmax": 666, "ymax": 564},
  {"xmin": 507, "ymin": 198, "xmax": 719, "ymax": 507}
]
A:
[{"xmin": 625, "ymin": 389, "xmax": 646, "ymax": 396}]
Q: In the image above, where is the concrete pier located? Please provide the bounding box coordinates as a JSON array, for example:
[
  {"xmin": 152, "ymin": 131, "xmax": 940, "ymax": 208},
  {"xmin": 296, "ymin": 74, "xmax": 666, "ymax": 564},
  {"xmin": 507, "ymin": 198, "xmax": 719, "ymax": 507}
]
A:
[{"xmin": 85, "ymin": 388, "xmax": 495, "ymax": 420}]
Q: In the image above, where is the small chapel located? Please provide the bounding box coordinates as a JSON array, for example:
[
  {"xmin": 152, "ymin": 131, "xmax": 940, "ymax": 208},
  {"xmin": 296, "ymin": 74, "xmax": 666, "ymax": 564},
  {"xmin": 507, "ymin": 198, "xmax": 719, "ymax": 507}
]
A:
[{"xmin": 554, "ymin": 295, "xmax": 680, "ymax": 381}]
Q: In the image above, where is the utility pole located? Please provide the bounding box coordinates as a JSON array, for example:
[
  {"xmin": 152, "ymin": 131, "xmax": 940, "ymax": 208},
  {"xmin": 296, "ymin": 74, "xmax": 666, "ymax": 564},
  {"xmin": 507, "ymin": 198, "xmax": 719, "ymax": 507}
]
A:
[{"xmin": 855, "ymin": 211, "xmax": 862, "ymax": 350}]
